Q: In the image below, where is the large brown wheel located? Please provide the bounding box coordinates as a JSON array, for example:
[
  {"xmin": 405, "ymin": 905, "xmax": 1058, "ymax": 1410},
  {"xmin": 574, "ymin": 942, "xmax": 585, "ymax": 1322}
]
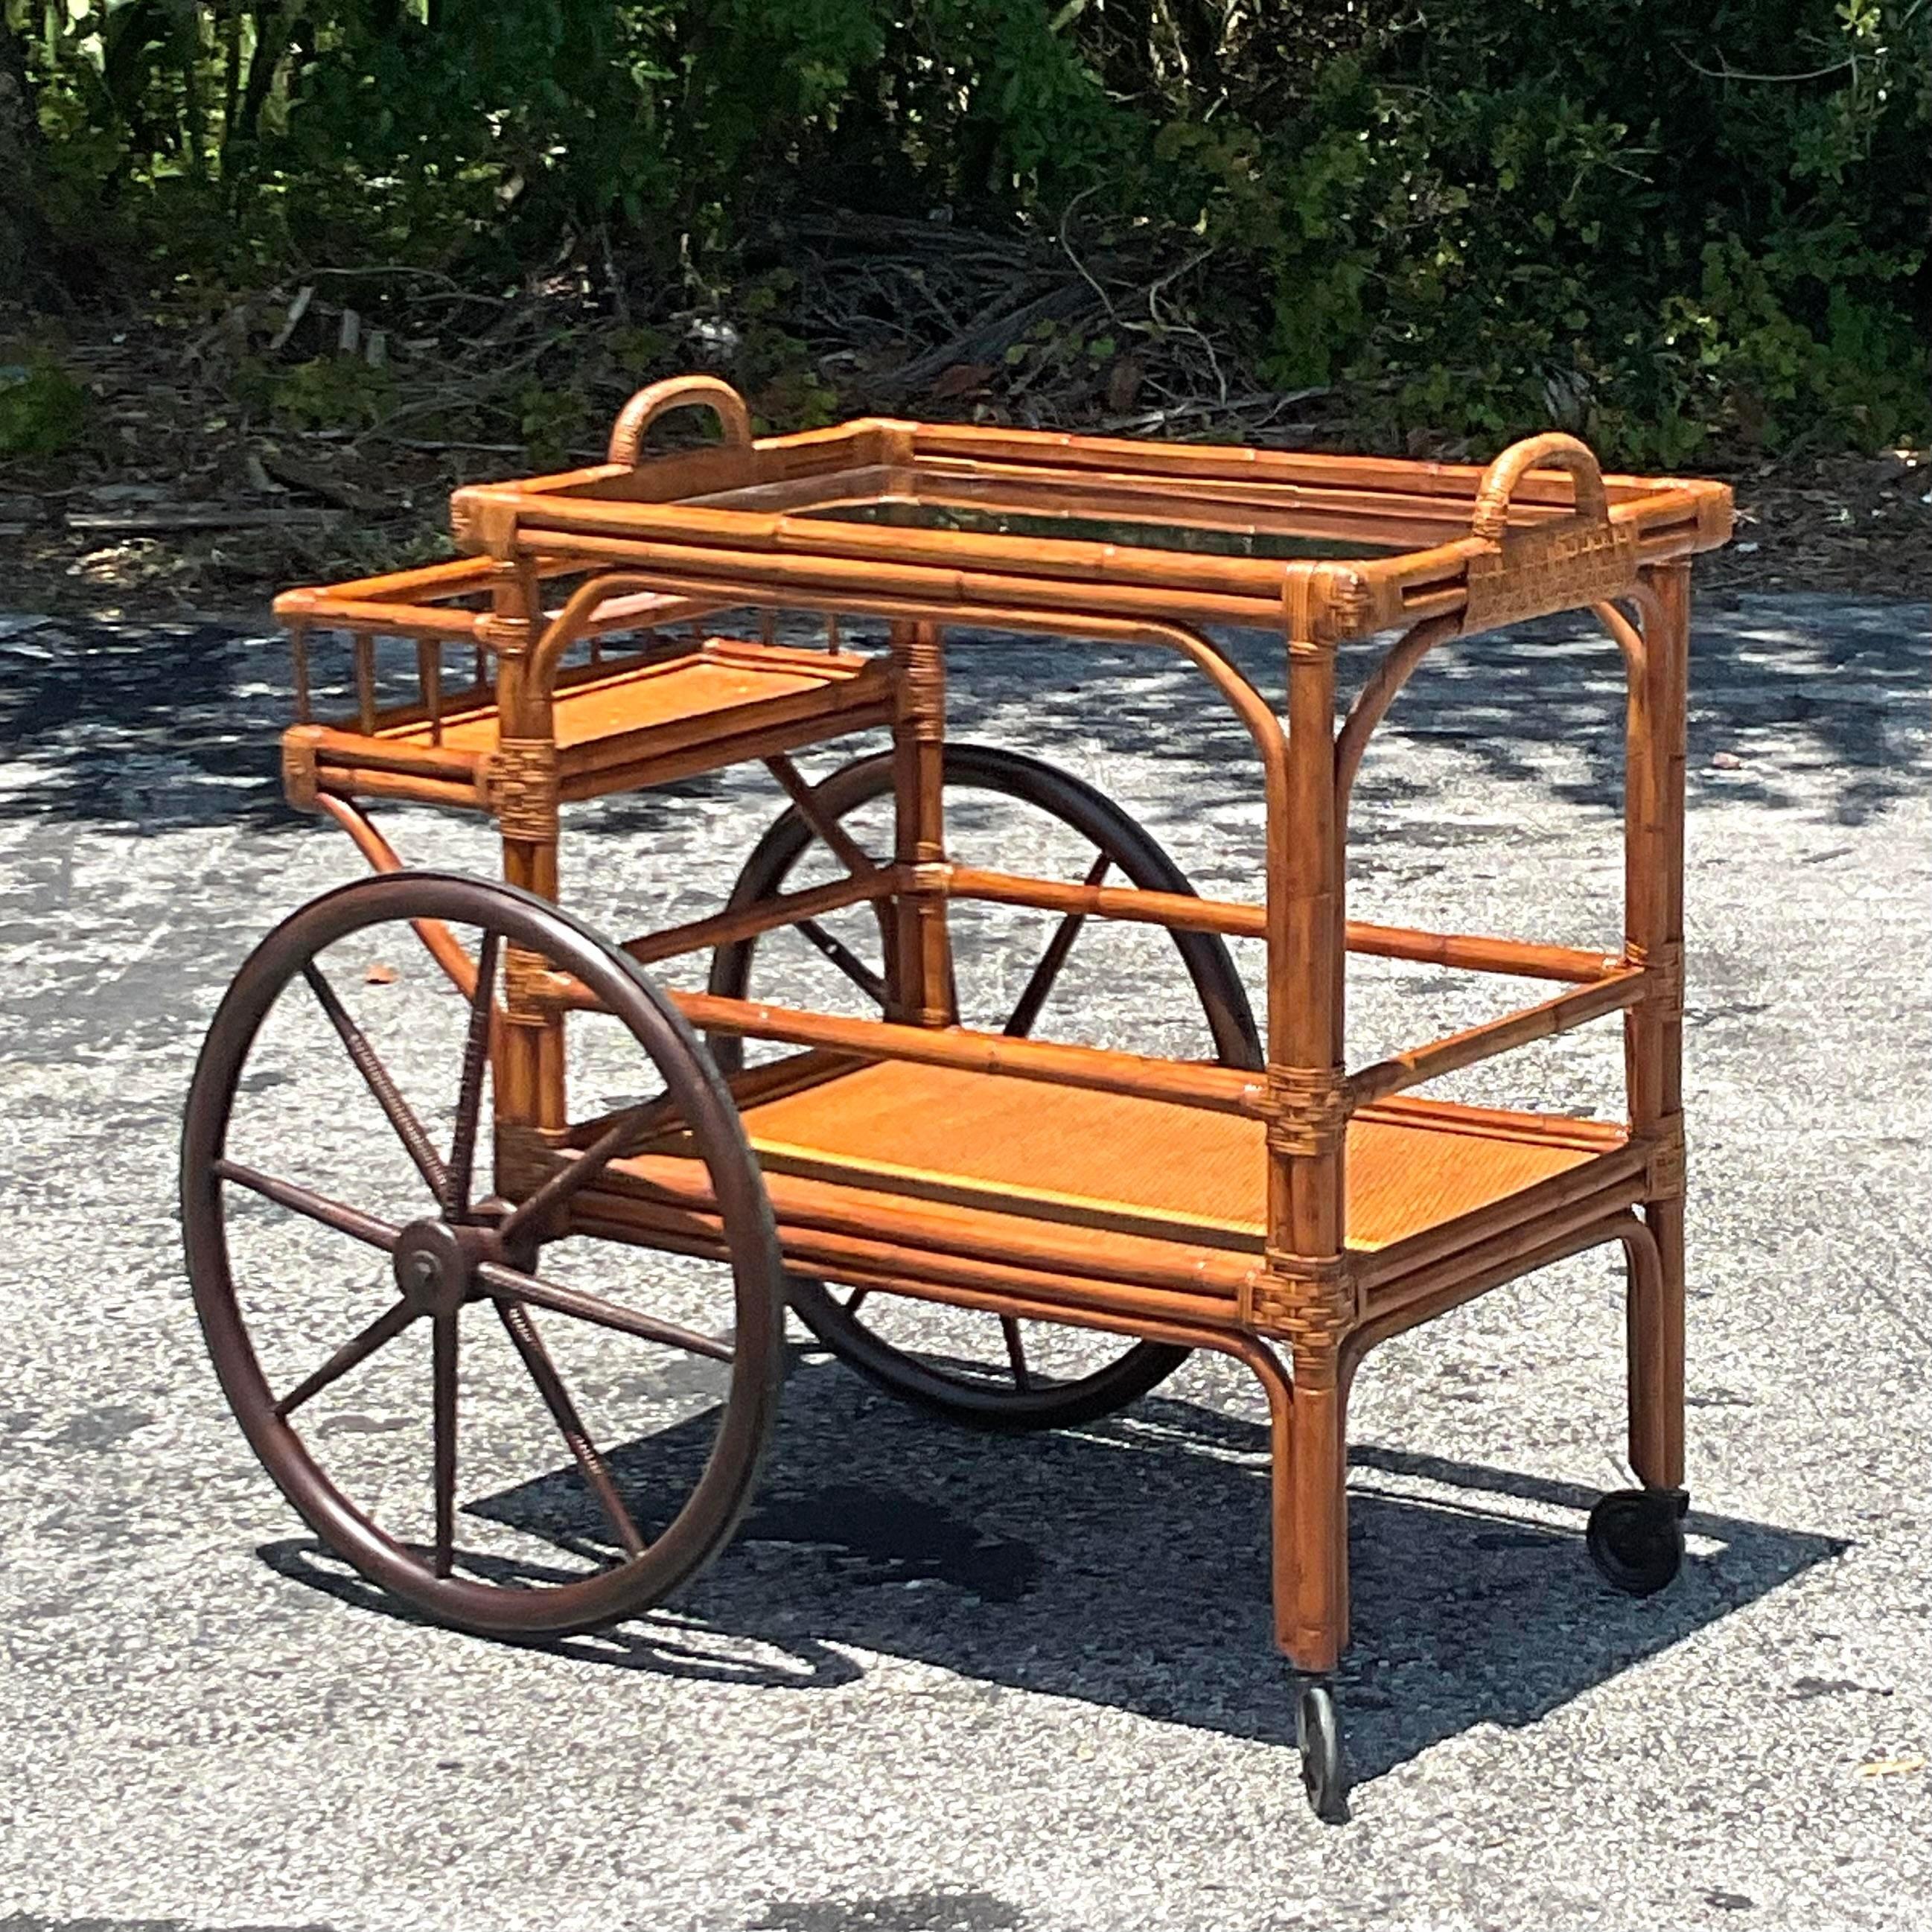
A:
[
  {"xmin": 182, "ymin": 870, "xmax": 785, "ymax": 1638},
  {"xmin": 708, "ymin": 742, "xmax": 1262, "ymax": 1433}
]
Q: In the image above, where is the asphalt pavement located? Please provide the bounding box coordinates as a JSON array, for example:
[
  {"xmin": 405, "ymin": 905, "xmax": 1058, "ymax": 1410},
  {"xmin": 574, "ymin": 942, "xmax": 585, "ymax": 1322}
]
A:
[{"xmin": 0, "ymin": 589, "xmax": 1927, "ymax": 1932}]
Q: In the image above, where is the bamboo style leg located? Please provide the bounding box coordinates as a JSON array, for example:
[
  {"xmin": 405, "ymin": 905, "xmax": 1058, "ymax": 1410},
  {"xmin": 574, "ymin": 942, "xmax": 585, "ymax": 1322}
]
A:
[
  {"xmin": 890, "ymin": 619, "xmax": 954, "ymax": 1027},
  {"xmin": 1256, "ymin": 581, "xmax": 1355, "ymax": 1676},
  {"xmin": 1280, "ymin": 1342, "xmax": 1350, "ymax": 1672},
  {"xmin": 1619, "ymin": 1214, "xmax": 1684, "ymax": 1491},
  {"xmin": 1559, "ymin": 563, "xmax": 1696, "ymax": 1601},
  {"xmin": 1254, "ymin": 1347, "xmax": 1345, "ymax": 1665},
  {"xmin": 1623, "ymin": 561, "xmax": 1690, "ymax": 1496},
  {"xmin": 488, "ymin": 567, "xmax": 570, "ymax": 1167},
  {"xmin": 1254, "ymin": 1330, "xmax": 1348, "ymax": 1820}
]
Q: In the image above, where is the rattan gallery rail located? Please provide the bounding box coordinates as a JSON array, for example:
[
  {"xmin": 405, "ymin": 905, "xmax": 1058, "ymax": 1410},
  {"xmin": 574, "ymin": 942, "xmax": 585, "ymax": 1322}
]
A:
[{"xmin": 180, "ymin": 376, "xmax": 1732, "ymax": 1819}]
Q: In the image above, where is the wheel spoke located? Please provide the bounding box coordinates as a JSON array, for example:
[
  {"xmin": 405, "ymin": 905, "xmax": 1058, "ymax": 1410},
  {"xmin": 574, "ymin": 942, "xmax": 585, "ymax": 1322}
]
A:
[
  {"xmin": 303, "ymin": 962, "xmax": 450, "ymax": 1202},
  {"xmin": 794, "ymin": 916, "xmax": 889, "ymax": 1006},
  {"xmin": 763, "ymin": 755, "xmax": 899, "ymax": 991},
  {"xmin": 1002, "ymin": 852, "xmax": 1112, "ymax": 1038},
  {"xmin": 763, "ymin": 753, "xmax": 881, "ymax": 881},
  {"xmin": 475, "ymin": 1260, "xmax": 736, "ymax": 1362},
  {"xmin": 432, "ymin": 1312, "xmax": 458, "ymax": 1578},
  {"xmin": 275, "ymin": 1298, "xmax": 418, "ymax": 1418},
  {"xmin": 444, "ymin": 930, "xmax": 500, "ymax": 1218},
  {"xmin": 497, "ymin": 1301, "xmax": 647, "ymax": 1559},
  {"xmin": 214, "ymin": 1158, "xmax": 400, "ymax": 1252},
  {"xmin": 496, "ymin": 1099, "xmax": 661, "ymax": 1246},
  {"xmin": 1000, "ymin": 1316, "xmax": 1032, "ymax": 1391}
]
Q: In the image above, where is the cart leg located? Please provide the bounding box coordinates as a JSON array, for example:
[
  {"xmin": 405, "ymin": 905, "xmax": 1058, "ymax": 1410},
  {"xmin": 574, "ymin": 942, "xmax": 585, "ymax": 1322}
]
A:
[
  {"xmin": 1620, "ymin": 559, "xmax": 1687, "ymax": 1502},
  {"xmin": 1622, "ymin": 1207, "xmax": 1684, "ymax": 1494},
  {"xmin": 1587, "ymin": 1211, "xmax": 1688, "ymax": 1596},
  {"xmin": 1279, "ymin": 1345, "xmax": 1350, "ymax": 1672},
  {"xmin": 889, "ymin": 619, "xmax": 954, "ymax": 1027},
  {"xmin": 1590, "ymin": 558, "xmax": 1692, "ymax": 1597},
  {"xmin": 487, "ymin": 566, "xmax": 571, "ymax": 1153},
  {"xmin": 1257, "ymin": 1338, "xmax": 1351, "ymax": 1822}
]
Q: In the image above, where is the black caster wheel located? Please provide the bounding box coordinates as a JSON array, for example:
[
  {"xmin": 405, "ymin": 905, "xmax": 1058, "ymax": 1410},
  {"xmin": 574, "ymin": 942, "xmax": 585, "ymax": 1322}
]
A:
[
  {"xmin": 1587, "ymin": 1487, "xmax": 1688, "ymax": 1596},
  {"xmin": 1296, "ymin": 1682, "xmax": 1348, "ymax": 1823}
]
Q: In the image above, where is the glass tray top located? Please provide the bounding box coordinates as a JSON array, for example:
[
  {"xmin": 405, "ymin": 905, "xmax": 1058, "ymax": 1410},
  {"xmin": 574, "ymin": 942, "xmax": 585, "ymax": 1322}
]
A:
[{"xmin": 799, "ymin": 497, "xmax": 1411, "ymax": 562}]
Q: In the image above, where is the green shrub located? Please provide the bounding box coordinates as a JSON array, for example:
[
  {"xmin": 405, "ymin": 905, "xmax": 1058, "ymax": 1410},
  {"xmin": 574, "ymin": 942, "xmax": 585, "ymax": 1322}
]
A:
[
  {"xmin": 10, "ymin": 0, "xmax": 1928, "ymax": 457},
  {"xmin": 270, "ymin": 357, "xmax": 395, "ymax": 432},
  {"xmin": 0, "ymin": 354, "xmax": 90, "ymax": 458}
]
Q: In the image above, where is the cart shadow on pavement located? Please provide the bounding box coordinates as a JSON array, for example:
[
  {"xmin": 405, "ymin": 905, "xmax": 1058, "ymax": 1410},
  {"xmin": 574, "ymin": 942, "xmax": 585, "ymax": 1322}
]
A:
[
  {"xmin": 260, "ymin": 1354, "xmax": 1843, "ymax": 1787},
  {"xmin": 1, "ymin": 596, "xmax": 1924, "ymax": 835}
]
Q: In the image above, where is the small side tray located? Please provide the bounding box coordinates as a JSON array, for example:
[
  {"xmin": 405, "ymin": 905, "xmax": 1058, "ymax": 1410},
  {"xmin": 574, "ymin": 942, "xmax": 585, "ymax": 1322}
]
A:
[{"xmin": 284, "ymin": 636, "xmax": 896, "ymax": 812}]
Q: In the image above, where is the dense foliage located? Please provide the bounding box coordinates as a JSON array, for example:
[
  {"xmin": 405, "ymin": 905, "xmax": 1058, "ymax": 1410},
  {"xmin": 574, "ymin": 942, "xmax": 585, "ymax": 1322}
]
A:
[{"xmin": 5, "ymin": 0, "xmax": 1929, "ymax": 460}]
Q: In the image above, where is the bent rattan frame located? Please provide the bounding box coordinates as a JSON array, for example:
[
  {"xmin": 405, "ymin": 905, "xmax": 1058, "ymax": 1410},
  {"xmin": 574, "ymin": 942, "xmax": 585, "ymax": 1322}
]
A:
[{"xmin": 271, "ymin": 377, "xmax": 1728, "ymax": 1674}]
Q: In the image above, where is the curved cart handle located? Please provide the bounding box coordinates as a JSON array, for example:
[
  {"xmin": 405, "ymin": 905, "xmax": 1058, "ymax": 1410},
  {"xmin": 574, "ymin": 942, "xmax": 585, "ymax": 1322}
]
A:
[
  {"xmin": 1470, "ymin": 432, "xmax": 1608, "ymax": 543},
  {"xmin": 607, "ymin": 376, "xmax": 753, "ymax": 465}
]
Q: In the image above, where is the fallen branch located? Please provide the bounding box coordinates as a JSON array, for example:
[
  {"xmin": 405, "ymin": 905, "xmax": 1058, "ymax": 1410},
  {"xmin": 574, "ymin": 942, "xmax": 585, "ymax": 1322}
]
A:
[
  {"xmin": 256, "ymin": 449, "xmax": 389, "ymax": 511},
  {"xmin": 64, "ymin": 505, "xmax": 342, "ymax": 534}
]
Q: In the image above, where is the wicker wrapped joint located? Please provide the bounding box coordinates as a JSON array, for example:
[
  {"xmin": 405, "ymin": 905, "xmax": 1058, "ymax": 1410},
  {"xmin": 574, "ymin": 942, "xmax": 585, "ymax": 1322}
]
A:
[{"xmin": 182, "ymin": 375, "xmax": 1731, "ymax": 1822}]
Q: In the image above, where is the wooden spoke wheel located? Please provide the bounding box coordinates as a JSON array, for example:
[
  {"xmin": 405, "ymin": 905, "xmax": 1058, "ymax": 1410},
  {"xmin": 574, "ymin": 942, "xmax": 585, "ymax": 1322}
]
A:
[
  {"xmin": 182, "ymin": 870, "xmax": 785, "ymax": 1638},
  {"xmin": 708, "ymin": 742, "xmax": 1262, "ymax": 1432}
]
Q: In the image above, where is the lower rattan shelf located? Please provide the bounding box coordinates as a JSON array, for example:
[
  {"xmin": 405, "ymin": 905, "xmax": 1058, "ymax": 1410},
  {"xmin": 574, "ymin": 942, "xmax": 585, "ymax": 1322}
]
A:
[{"xmin": 584, "ymin": 1058, "xmax": 1642, "ymax": 1307}]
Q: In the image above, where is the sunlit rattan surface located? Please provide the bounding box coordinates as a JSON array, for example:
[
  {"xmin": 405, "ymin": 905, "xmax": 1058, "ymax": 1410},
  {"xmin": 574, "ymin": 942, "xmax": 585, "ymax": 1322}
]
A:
[{"xmin": 707, "ymin": 1059, "xmax": 1607, "ymax": 1254}]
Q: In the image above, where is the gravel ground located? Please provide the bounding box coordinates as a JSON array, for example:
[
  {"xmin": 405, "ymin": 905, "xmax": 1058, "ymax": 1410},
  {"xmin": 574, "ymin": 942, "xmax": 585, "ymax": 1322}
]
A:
[{"xmin": 0, "ymin": 589, "xmax": 1927, "ymax": 1932}]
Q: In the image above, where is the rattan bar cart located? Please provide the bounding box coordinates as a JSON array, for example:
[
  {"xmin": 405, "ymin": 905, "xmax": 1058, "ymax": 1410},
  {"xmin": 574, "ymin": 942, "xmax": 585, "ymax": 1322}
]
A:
[{"xmin": 182, "ymin": 376, "xmax": 1731, "ymax": 1819}]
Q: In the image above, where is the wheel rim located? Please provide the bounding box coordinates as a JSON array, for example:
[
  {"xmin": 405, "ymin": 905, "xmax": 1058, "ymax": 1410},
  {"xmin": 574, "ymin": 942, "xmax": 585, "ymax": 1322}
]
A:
[
  {"xmin": 708, "ymin": 743, "xmax": 1263, "ymax": 1430},
  {"xmin": 1298, "ymin": 1686, "xmax": 1346, "ymax": 1821},
  {"xmin": 182, "ymin": 870, "xmax": 784, "ymax": 1636}
]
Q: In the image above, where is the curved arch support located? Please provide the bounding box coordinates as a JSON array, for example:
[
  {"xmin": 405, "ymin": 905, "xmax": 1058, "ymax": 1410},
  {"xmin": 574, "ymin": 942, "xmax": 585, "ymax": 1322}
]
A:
[
  {"xmin": 522, "ymin": 568, "xmax": 1295, "ymax": 941},
  {"xmin": 1336, "ymin": 1206, "xmax": 1683, "ymax": 1528},
  {"xmin": 1336, "ymin": 602, "xmax": 1651, "ymax": 830},
  {"xmin": 314, "ymin": 794, "xmax": 493, "ymax": 1007},
  {"xmin": 1333, "ymin": 615, "xmax": 1459, "ymax": 815},
  {"xmin": 1331, "ymin": 598, "xmax": 1658, "ymax": 993},
  {"xmin": 1614, "ymin": 574, "xmax": 1670, "ymax": 649},
  {"xmin": 1591, "ymin": 597, "xmax": 1650, "ymax": 683}
]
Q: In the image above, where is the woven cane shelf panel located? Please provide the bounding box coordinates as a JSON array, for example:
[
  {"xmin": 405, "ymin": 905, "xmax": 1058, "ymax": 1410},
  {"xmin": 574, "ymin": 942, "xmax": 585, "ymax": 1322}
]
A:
[{"xmin": 709, "ymin": 1059, "xmax": 1606, "ymax": 1254}]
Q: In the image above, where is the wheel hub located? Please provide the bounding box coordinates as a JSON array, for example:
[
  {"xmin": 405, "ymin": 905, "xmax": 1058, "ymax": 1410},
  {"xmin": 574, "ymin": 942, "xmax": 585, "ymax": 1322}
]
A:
[{"xmin": 393, "ymin": 1220, "xmax": 479, "ymax": 1318}]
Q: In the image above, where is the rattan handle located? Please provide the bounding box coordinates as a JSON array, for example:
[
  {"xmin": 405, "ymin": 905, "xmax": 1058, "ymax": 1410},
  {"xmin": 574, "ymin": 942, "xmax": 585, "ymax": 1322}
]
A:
[
  {"xmin": 607, "ymin": 376, "xmax": 753, "ymax": 465},
  {"xmin": 1470, "ymin": 433, "xmax": 1608, "ymax": 543}
]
